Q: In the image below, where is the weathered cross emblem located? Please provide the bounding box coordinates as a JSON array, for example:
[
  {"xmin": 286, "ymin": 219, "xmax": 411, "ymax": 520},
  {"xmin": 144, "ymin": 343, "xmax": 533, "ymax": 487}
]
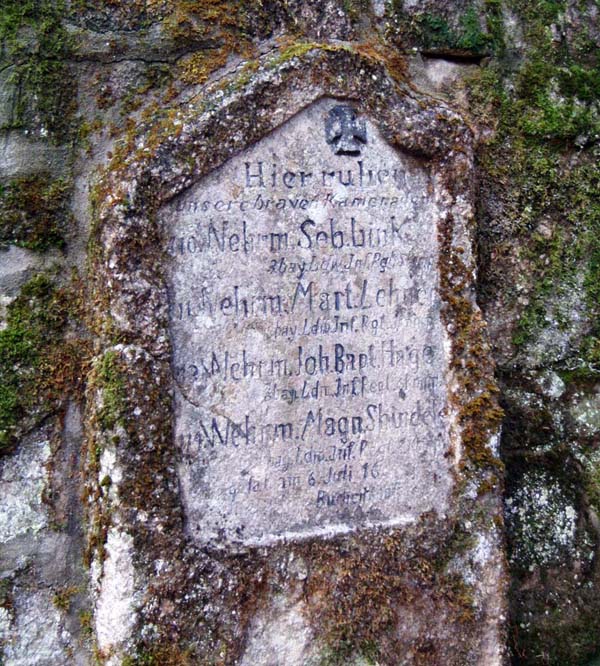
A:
[{"xmin": 325, "ymin": 105, "xmax": 367, "ymax": 155}]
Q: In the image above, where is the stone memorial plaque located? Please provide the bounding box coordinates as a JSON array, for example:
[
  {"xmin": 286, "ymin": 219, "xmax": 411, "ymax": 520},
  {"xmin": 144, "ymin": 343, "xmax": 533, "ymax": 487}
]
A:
[{"xmin": 162, "ymin": 98, "xmax": 452, "ymax": 546}]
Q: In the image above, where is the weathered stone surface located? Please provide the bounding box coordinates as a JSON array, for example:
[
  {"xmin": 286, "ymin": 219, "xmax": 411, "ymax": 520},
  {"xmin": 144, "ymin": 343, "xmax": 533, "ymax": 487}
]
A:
[
  {"xmin": 93, "ymin": 529, "xmax": 137, "ymax": 664},
  {"xmin": 0, "ymin": 436, "xmax": 50, "ymax": 543},
  {"xmin": 0, "ymin": 418, "xmax": 90, "ymax": 666},
  {"xmin": 0, "ymin": 588, "xmax": 73, "ymax": 666},
  {"xmin": 0, "ymin": 135, "xmax": 70, "ymax": 179},
  {"xmin": 163, "ymin": 98, "xmax": 452, "ymax": 546},
  {"xmin": 0, "ymin": 68, "xmax": 17, "ymax": 130},
  {"xmin": 0, "ymin": 246, "xmax": 64, "ymax": 296}
]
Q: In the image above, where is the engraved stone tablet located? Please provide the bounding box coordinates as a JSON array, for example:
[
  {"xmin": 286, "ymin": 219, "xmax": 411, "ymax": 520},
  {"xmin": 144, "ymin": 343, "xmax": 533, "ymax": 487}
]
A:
[{"xmin": 163, "ymin": 98, "xmax": 452, "ymax": 546}]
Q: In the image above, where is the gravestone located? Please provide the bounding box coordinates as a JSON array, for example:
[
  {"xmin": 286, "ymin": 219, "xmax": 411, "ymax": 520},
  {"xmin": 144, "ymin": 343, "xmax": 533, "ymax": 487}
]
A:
[
  {"xmin": 91, "ymin": 51, "xmax": 506, "ymax": 664},
  {"xmin": 163, "ymin": 99, "xmax": 452, "ymax": 546}
]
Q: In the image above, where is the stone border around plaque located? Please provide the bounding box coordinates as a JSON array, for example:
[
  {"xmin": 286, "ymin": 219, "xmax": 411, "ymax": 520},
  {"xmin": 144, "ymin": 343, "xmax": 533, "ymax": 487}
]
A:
[
  {"xmin": 91, "ymin": 45, "xmax": 503, "ymax": 549},
  {"xmin": 87, "ymin": 46, "xmax": 507, "ymax": 663}
]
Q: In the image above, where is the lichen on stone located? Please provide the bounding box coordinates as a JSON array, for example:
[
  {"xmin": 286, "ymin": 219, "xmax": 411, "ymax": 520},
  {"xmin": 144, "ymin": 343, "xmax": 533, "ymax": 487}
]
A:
[{"xmin": 0, "ymin": 437, "xmax": 50, "ymax": 543}]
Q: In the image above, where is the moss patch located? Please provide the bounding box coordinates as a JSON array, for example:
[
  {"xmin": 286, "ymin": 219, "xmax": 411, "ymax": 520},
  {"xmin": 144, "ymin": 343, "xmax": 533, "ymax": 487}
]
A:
[
  {"xmin": 178, "ymin": 47, "xmax": 230, "ymax": 85},
  {"xmin": 82, "ymin": 349, "xmax": 129, "ymax": 566},
  {"xmin": 121, "ymin": 647, "xmax": 195, "ymax": 666},
  {"xmin": 387, "ymin": 3, "xmax": 504, "ymax": 57},
  {"xmin": 0, "ymin": 273, "xmax": 85, "ymax": 452},
  {"xmin": 438, "ymin": 215, "xmax": 504, "ymax": 477},
  {"xmin": 120, "ymin": 64, "xmax": 174, "ymax": 117},
  {"xmin": 301, "ymin": 520, "xmax": 480, "ymax": 665},
  {"xmin": 52, "ymin": 585, "xmax": 79, "ymax": 612},
  {"xmin": 467, "ymin": 5, "xmax": 600, "ymax": 370},
  {"xmin": 0, "ymin": 0, "xmax": 76, "ymax": 141},
  {"xmin": 342, "ymin": 0, "xmax": 370, "ymax": 24},
  {"xmin": 0, "ymin": 174, "xmax": 71, "ymax": 251},
  {"xmin": 93, "ymin": 351, "xmax": 127, "ymax": 431}
]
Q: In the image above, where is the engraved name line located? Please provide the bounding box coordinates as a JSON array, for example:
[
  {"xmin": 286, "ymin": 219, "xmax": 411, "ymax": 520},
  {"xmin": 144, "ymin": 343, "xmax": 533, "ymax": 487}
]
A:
[
  {"xmin": 177, "ymin": 399, "xmax": 447, "ymax": 453},
  {"xmin": 170, "ymin": 279, "xmax": 437, "ymax": 321},
  {"xmin": 167, "ymin": 215, "xmax": 420, "ymax": 257},
  {"xmin": 175, "ymin": 340, "xmax": 439, "ymax": 385}
]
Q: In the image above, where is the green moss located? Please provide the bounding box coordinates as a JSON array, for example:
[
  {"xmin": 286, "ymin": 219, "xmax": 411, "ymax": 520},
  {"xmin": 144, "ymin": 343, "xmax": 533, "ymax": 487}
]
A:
[
  {"xmin": 0, "ymin": 0, "xmax": 76, "ymax": 141},
  {"xmin": 519, "ymin": 88, "xmax": 599, "ymax": 142},
  {"xmin": 279, "ymin": 41, "xmax": 322, "ymax": 60},
  {"xmin": 558, "ymin": 64, "xmax": 600, "ymax": 103},
  {"xmin": 507, "ymin": 156, "xmax": 600, "ymax": 354},
  {"xmin": 318, "ymin": 639, "xmax": 379, "ymax": 666},
  {"xmin": 0, "ymin": 174, "xmax": 71, "ymax": 251},
  {"xmin": 467, "ymin": 14, "xmax": 600, "ymax": 358},
  {"xmin": 0, "ymin": 578, "xmax": 13, "ymax": 611},
  {"xmin": 585, "ymin": 457, "xmax": 600, "ymax": 518},
  {"xmin": 507, "ymin": 0, "xmax": 565, "ymax": 26},
  {"xmin": 52, "ymin": 585, "xmax": 79, "ymax": 612},
  {"xmin": 267, "ymin": 41, "xmax": 335, "ymax": 68},
  {"xmin": 387, "ymin": 4, "xmax": 501, "ymax": 56},
  {"xmin": 121, "ymin": 64, "xmax": 173, "ymax": 114},
  {"xmin": 482, "ymin": 0, "xmax": 506, "ymax": 56},
  {"xmin": 500, "ymin": 0, "xmax": 600, "ymax": 143},
  {"xmin": 514, "ymin": 605, "xmax": 598, "ymax": 666},
  {"xmin": 94, "ymin": 351, "xmax": 127, "ymax": 431},
  {"xmin": 0, "ymin": 274, "xmax": 70, "ymax": 451},
  {"xmin": 121, "ymin": 646, "xmax": 195, "ymax": 665},
  {"xmin": 78, "ymin": 609, "xmax": 93, "ymax": 637},
  {"xmin": 230, "ymin": 59, "xmax": 260, "ymax": 90},
  {"xmin": 342, "ymin": 0, "xmax": 370, "ymax": 23},
  {"xmin": 511, "ymin": 227, "xmax": 574, "ymax": 346}
]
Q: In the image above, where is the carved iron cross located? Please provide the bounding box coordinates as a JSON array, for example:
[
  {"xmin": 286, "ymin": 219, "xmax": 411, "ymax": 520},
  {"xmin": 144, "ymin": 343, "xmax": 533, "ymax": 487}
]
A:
[{"xmin": 325, "ymin": 105, "xmax": 367, "ymax": 155}]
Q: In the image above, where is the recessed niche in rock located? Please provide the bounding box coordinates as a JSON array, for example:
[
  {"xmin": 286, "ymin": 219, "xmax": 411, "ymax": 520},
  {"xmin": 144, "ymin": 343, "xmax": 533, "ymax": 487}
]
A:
[{"xmin": 161, "ymin": 98, "xmax": 452, "ymax": 546}]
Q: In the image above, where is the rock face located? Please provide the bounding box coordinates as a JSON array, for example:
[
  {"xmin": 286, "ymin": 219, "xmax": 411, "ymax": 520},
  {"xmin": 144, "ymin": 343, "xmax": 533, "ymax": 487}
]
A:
[{"xmin": 0, "ymin": 1, "xmax": 599, "ymax": 665}]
